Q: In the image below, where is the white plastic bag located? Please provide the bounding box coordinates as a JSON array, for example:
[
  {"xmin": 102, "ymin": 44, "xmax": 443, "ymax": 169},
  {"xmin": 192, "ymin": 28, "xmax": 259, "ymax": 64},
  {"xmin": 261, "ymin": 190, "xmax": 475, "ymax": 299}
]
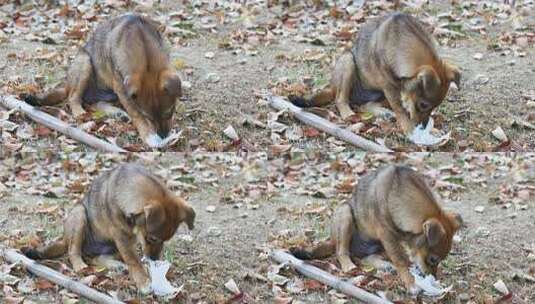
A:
[
  {"xmin": 145, "ymin": 259, "xmax": 183, "ymax": 298},
  {"xmin": 408, "ymin": 118, "xmax": 450, "ymax": 146},
  {"xmin": 410, "ymin": 265, "xmax": 452, "ymax": 297}
]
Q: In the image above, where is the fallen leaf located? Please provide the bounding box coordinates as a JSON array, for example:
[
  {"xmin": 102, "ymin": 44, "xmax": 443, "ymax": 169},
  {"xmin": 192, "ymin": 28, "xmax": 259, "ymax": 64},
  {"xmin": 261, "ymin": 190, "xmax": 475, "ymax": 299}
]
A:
[{"xmin": 35, "ymin": 278, "xmax": 55, "ymax": 291}]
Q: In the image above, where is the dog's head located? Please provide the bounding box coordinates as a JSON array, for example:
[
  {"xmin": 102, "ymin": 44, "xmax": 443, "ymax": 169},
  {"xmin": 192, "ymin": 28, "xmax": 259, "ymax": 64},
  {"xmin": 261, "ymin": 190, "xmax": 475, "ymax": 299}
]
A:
[
  {"xmin": 123, "ymin": 68, "xmax": 182, "ymax": 140},
  {"xmin": 411, "ymin": 211, "xmax": 462, "ymax": 275},
  {"xmin": 130, "ymin": 196, "xmax": 195, "ymax": 260},
  {"xmin": 400, "ymin": 61, "xmax": 461, "ymax": 127}
]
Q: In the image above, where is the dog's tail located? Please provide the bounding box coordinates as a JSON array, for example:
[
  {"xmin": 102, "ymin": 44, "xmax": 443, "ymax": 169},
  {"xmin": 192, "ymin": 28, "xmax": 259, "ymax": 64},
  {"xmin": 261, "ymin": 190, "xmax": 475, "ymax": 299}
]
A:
[
  {"xmin": 290, "ymin": 240, "xmax": 336, "ymax": 260},
  {"xmin": 21, "ymin": 86, "xmax": 68, "ymax": 107},
  {"xmin": 288, "ymin": 87, "xmax": 335, "ymax": 108},
  {"xmin": 21, "ymin": 239, "xmax": 67, "ymax": 260}
]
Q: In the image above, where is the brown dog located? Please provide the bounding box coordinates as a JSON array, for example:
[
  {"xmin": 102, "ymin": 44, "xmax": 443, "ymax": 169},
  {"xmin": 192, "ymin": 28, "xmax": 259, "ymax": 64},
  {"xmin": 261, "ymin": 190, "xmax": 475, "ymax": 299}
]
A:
[
  {"xmin": 289, "ymin": 13, "xmax": 461, "ymax": 134},
  {"xmin": 291, "ymin": 165, "xmax": 462, "ymax": 294},
  {"xmin": 23, "ymin": 14, "xmax": 182, "ymax": 148},
  {"xmin": 22, "ymin": 164, "xmax": 195, "ymax": 292}
]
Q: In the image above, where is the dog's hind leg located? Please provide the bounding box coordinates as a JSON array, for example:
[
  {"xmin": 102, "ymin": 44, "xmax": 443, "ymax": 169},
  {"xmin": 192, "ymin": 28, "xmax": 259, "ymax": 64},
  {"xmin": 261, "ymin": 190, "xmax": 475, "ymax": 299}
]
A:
[
  {"xmin": 333, "ymin": 53, "xmax": 357, "ymax": 120},
  {"xmin": 332, "ymin": 203, "xmax": 358, "ymax": 272},
  {"xmin": 64, "ymin": 205, "xmax": 89, "ymax": 272},
  {"xmin": 64, "ymin": 51, "xmax": 94, "ymax": 117}
]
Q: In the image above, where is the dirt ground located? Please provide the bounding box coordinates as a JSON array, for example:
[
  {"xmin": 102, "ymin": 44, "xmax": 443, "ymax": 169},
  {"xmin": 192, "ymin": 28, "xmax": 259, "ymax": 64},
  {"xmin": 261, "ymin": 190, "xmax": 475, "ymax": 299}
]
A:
[
  {"xmin": 0, "ymin": 152, "xmax": 534, "ymax": 303},
  {"xmin": 0, "ymin": 0, "xmax": 534, "ymax": 303},
  {"xmin": 0, "ymin": 0, "xmax": 534, "ymax": 152}
]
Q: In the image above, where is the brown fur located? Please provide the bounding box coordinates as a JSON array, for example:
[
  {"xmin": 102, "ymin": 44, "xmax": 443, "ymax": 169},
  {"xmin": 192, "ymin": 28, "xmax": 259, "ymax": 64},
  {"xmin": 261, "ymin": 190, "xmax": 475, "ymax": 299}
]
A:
[
  {"xmin": 22, "ymin": 164, "xmax": 195, "ymax": 293},
  {"xmin": 290, "ymin": 165, "xmax": 462, "ymax": 294},
  {"xmin": 22, "ymin": 14, "xmax": 181, "ymax": 147},
  {"xmin": 289, "ymin": 13, "xmax": 461, "ymax": 134}
]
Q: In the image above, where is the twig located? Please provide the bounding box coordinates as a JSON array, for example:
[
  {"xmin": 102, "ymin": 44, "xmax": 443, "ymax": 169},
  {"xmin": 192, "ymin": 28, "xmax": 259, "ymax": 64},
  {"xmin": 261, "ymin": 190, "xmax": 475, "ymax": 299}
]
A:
[
  {"xmin": 0, "ymin": 95, "xmax": 126, "ymax": 152},
  {"xmin": 2, "ymin": 248, "xmax": 124, "ymax": 304},
  {"xmin": 267, "ymin": 95, "xmax": 392, "ymax": 152},
  {"xmin": 271, "ymin": 250, "xmax": 393, "ymax": 304}
]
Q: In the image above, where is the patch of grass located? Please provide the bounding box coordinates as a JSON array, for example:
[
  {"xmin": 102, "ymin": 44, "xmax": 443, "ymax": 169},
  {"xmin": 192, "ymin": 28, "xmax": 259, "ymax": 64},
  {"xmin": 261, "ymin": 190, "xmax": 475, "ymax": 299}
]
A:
[
  {"xmin": 175, "ymin": 101, "xmax": 187, "ymax": 116},
  {"xmin": 421, "ymin": 5, "xmax": 440, "ymax": 16},
  {"xmin": 312, "ymin": 218, "xmax": 329, "ymax": 240},
  {"xmin": 312, "ymin": 73, "xmax": 329, "ymax": 88},
  {"xmin": 163, "ymin": 242, "xmax": 177, "ymax": 264},
  {"xmin": 39, "ymin": 215, "xmax": 62, "ymax": 239},
  {"xmin": 37, "ymin": 65, "xmax": 63, "ymax": 87},
  {"xmin": 172, "ymin": 22, "xmax": 195, "ymax": 31},
  {"xmin": 284, "ymin": 61, "xmax": 329, "ymax": 89}
]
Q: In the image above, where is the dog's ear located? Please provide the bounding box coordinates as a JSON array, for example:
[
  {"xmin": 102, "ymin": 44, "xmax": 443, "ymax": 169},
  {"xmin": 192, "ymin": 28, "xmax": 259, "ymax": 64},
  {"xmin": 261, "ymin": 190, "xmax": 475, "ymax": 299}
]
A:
[
  {"xmin": 445, "ymin": 211, "xmax": 463, "ymax": 232},
  {"xmin": 417, "ymin": 65, "xmax": 441, "ymax": 93},
  {"xmin": 443, "ymin": 61, "xmax": 461, "ymax": 89},
  {"xmin": 174, "ymin": 196, "xmax": 195, "ymax": 230},
  {"xmin": 183, "ymin": 206, "xmax": 195, "ymax": 230},
  {"xmin": 423, "ymin": 218, "xmax": 446, "ymax": 247}
]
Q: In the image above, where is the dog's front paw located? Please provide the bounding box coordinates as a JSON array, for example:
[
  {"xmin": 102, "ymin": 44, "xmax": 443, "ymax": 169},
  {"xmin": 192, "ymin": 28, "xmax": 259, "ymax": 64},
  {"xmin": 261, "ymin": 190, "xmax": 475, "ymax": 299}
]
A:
[
  {"xmin": 400, "ymin": 120, "xmax": 416, "ymax": 135},
  {"xmin": 339, "ymin": 109, "xmax": 356, "ymax": 121},
  {"xmin": 134, "ymin": 275, "xmax": 152, "ymax": 294},
  {"xmin": 71, "ymin": 105, "xmax": 87, "ymax": 118},
  {"xmin": 72, "ymin": 261, "xmax": 89, "ymax": 272}
]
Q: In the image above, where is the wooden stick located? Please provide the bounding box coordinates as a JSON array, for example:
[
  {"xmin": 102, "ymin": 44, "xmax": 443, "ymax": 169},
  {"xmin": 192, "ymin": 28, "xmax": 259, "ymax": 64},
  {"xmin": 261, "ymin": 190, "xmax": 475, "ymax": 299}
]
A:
[
  {"xmin": 267, "ymin": 95, "xmax": 393, "ymax": 152},
  {"xmin": 2, "ymin": 248, "xmax": 125, "ymax": 304},
  {"xmin": 271, "ymin": 250, "xmax": 393, "ymax": 304},
  {"xmin": 0, "ymin": 95, "xmax": 126, "ymax": 153}
]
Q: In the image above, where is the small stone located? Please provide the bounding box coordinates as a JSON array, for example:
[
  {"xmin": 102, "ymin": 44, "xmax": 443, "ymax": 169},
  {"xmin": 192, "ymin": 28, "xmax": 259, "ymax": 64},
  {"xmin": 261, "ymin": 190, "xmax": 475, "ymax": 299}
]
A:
[
  {"xmin": 474, "ymin": 74, "xmax": 489, "ymax": 85},
  {"xmin": 458, "ymin": 292, "xmax": 470, "ymax": 301},
  {"xmin": 516, "ymin": 36, "xmax": 529, "ymax": 48},
  {"xmin": 206, "ymin": 205, "xmax": 216, "ymax": 213},
  {"xmin": 205, "ymin": 73, "xmax": 220, "ymax": 83},
  {"xmin": 224, "ymin": 278, "xmax": 240, "ymax": 295},
  {"xmin": 177, "ymin": 234, "xmax": 193, "ymax": 242},
  {"xmin": 475, "ymin": 227, "xmax": 490, "ymax": 237},
  {"xmin": 493, "ymin": 279, "xmax": 509, "ymax": 295},
  {"xmin": 491, "ymin": 126, "xmax": 508, "ymax": 142},
  {"xmin": 181, "ymin": 80, "xmax": 192, "ymax": 89},
  {"xmin": 518, "ymin": 190, "xmax": 530, "ymax": 201},
  {"xmin": 473, "ymin": 53, "xmax": 483, "ymax": 60},
  {"xmin": 474, "ymin": 206, "xmax": 485, "ymax": 213},
  {"xmin": 207, "ymin": 226, "xmax": 222, "ymax": 237},
  {"xmin": 204, "ymin": 51, "xmax": 215, "ymax": 59},
  {"xmin": 248, "ymin": 204, "xmax": 259, "ymax": 210},
  {"xmin": 223, "ymin": 125, "xmax": 239, "ymax": 140}
]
